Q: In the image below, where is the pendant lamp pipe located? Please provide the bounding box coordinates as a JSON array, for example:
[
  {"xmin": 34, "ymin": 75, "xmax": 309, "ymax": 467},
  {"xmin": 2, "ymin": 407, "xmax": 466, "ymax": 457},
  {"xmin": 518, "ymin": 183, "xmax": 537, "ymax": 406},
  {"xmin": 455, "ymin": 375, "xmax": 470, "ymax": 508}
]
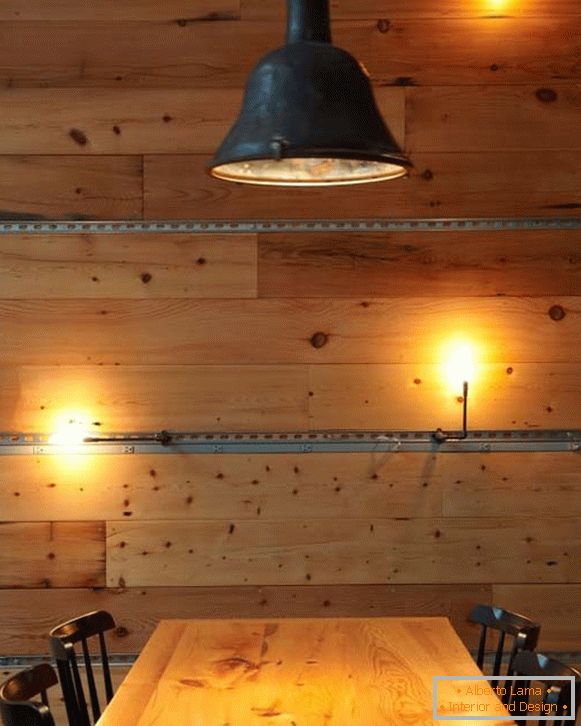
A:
[
  {"xmin": 209, "ymin": 0, "xmax": 411, "ymax": 186},
  {"xmin": 286, "ymin": 0, "xmax": 331, "ymax": 43}
]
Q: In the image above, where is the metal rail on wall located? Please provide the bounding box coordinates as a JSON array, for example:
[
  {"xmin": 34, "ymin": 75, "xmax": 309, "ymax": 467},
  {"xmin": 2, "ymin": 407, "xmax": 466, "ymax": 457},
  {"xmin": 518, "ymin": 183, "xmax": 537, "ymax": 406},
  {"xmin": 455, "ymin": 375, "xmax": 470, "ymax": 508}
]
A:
[
  {"xmin": 1, "ymin": 430, "xmax": 580, "ymax": 455},
  {"xmin": 0, "ymin": 217, "xmax": 579, "ymax": 234}
]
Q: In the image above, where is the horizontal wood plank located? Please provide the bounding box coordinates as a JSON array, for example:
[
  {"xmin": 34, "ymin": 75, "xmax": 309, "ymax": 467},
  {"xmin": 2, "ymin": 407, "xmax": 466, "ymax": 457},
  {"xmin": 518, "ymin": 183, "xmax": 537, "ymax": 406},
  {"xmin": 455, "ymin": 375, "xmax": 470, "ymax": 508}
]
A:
[
  {"xmin": 406, "ymin": 85, "xmax": 581, "ymax": 152},
  {"xmin": 492, "ymin": 585, "xmax": 581, "ymax": 651},
  {"xmin": 0, "ymin": 234, "xmax": 257, "ymax": 298},
  {"xmin": 258, "ymin": 231, "xmax": 581, "ymax": 298},
  {"xmin": 0, "ymin": 19, "xmax": 577, "ymax": 88},
  {"xmin": 443, "ymin": 456, "xmax": 581, "ymax": 516},
  {"xmin": 242, "ymin": 0, "xmax": 581, "ymax": 19},
  {"xmin": 0, "ymin": 522, "xmax": 104, "ymax": 588},
  {"xmin": 0, "ymin": 585, "xmax": 491, "ymax": 655},
  {"xmin": 308, "ymin": 363, "xmax": 581, "ymax": 430},
  {"xmin": 0, "ymin": 297, "xmax": 578, "ymax": 365},
  {"xmin": 0, "ymin": 87, "xmax": 403, "ymax": 154},
  {"xmin": 0, "ymin": 365, "xmax": 308, "ymax": 431},
  {"xmin": 1, "ymin": 1, "xmax": 239, "ymax": 20},
  {"xmin": 331, "ymin": 18, "xmax": 581, "ymax": 88},
  {"xmin": 0, "ymin": 453, "xmax": 581, "ymax": 522},
  {"xmin": 144, "ymin": 152, "xmax": 581, "ymax": 219},
  {"xmin": 0, "ymin": 89, "xmax": 242, "ymax": 155},
  {"xmin": 0, "ymin": 156, "xmax": 142, "ymax": 220},
  {"xmin": 0, "ymin": 451, "xmax": 443, "ymax": 522},
  {"xmin": 107, "ymin": 518, "xmax": 581, "ymax": 587},
  {"xmin": 1, "ymin": 452, "xmax": 578, "ymax": 523}
]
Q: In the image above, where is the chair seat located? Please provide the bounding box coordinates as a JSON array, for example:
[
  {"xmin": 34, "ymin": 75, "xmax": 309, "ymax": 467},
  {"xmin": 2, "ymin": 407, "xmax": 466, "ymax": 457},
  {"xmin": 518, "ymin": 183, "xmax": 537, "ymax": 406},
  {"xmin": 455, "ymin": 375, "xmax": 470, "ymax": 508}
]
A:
[{"xmin": 0, "ymin": 664, "xmax": 57, "ymax": 726}]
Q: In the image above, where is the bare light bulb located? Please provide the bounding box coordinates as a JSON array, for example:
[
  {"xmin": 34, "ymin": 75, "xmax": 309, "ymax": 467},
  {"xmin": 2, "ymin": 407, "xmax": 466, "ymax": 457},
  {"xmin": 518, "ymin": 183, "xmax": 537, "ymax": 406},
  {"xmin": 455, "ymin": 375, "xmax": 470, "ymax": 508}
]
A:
[
  {"xmin": 445, "ymin": 343, "xmax": 476, "ymax": 390},
  {"xmin": 48, "ymin": 416, "xmax": 89, "ymax": 451}
]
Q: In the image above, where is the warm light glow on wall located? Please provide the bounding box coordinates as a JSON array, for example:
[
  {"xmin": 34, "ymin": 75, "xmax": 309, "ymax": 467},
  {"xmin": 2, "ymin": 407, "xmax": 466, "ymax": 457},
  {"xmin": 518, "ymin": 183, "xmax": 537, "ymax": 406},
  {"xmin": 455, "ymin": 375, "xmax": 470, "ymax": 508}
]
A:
[
  {"xmin": 487, "ymin": 0, "xmax": 509, "ymax": 11},
  {"xmin": 48, "ymin": 413, "xmax": 91, "ymax": 452},
  {"xmin": 45, "ymin": 412, "xmax": 98, "ymax": 471},
  {"xmin": 443, "ymin": 341, "xmax": 477, "ymax": 390},
  {"xmin": 482, "ymin": 0, "xmax": 521, "ymax": 13}
]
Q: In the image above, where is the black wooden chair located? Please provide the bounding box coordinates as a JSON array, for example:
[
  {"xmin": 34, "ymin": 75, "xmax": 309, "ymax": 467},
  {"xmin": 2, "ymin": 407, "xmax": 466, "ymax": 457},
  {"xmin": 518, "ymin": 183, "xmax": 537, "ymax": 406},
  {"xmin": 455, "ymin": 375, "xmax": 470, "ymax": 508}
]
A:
[
  {"xmin": 509, "ymin": 651, "xmax": 581, "ymax": 725},
  {"xmin": 0, "ymin": 663, "xmax": 58, "ymax": 726},
  {"xmin": 49, "ymin": 610, "xmax": 116, "ymax": 726},
  {"xmin": 469, "ymin": 604, "xmax": 540, "ymax": 682}
]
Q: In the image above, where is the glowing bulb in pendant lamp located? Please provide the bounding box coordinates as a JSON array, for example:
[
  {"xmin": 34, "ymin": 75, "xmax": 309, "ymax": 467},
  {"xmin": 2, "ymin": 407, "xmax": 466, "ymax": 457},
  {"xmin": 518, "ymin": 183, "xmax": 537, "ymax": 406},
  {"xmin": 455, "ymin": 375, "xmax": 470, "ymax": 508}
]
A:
[
  {"xmin": 444, "ymin": 342, "xmax": 476, "ymax": 391},
  {"xmin": 209, "ymin": 0, "xmax": 411, "ymax": 186}
]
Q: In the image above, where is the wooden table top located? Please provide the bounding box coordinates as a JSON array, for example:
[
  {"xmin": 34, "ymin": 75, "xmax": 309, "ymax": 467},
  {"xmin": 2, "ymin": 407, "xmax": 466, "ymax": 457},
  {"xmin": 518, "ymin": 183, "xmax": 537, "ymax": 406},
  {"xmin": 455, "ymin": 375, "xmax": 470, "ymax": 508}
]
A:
[{"xmin": 97, "ymin": 617, "xmax": 515, "ymax": 725}]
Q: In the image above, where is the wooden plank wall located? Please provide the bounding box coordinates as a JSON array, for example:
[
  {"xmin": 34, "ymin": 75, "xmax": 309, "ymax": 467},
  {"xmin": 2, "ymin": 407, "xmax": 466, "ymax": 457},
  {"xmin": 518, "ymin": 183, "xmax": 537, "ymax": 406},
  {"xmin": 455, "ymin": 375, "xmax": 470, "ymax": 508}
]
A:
[{"xmin": 0, "ymin": 0, "xmax": 580, "ymax": 670}]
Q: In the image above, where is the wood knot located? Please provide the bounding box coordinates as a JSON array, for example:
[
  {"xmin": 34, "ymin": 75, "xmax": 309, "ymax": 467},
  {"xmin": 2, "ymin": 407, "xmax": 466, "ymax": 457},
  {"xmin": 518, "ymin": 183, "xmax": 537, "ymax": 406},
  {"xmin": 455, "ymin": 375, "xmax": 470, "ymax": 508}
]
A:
[
  {"xmin": 548, "ymin": 304, "xmax": 566, "ymax": 321},
  {"xmin": 180, "ymin": 678, "xmax": 205, "ymax": 688},
  {"xmin": 115, "ymin": 626, "xmax": 129, "ymax": 638},
  {"xmin": 535, "ymin": 88, "xmax": 557, "ymax": 103},
  {"xmin": 489, "ymin": 63, "xmax": 499, "ymax": 72},
  {"xmin": 421, "ymin": 168, "xmax": 434, "ymax": 181},
  {"xmin": 310, "ymin": 332, "xmax": 328, "ymax": 349},
  {"xmin": 69, "ymin": 128, "xmax": 88, "ymax": 146},
  {"xmin": 376, "ymin": 18, "xmax": 390, "ymax": 33},
  {"xmin": 393, "ymin": 76, "xmax": 416, "ymax": 86},
  {"xmin": 213, "ymin": 657, "xmax": 258, "ymax": 676},
  {"xmin": 140, "ymin": 272, "xmax": 152, "ymax": 284},
  {"xmin": 112, "ymin": 125, "xmax": 121, "ymax": 135}
]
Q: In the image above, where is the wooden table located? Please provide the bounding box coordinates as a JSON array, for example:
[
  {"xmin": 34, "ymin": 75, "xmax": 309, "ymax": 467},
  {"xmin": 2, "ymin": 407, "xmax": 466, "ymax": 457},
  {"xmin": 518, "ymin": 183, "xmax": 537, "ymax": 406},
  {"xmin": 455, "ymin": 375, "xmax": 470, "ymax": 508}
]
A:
[{"xmin": 97, "ymin": 617, "xmax": 515, "ymax": 725}]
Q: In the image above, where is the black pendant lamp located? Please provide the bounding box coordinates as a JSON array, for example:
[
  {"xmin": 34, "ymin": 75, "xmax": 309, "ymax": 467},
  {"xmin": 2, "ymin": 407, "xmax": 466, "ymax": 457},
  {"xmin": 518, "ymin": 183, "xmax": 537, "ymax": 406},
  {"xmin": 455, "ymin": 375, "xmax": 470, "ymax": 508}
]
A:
[{"xmin": 209, "ymin": 0, "xmax": 411, "ymax": 186}]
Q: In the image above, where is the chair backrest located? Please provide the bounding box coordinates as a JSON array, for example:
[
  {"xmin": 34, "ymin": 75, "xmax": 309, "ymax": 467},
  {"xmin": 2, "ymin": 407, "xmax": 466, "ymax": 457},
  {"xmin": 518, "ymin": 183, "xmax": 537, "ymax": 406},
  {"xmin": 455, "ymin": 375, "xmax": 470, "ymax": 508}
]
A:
[
  {"xmin": 509, "ymin": 651, "xmax": 581, "ymax": 726},
  {"xmin": 0, "ymin": 664, "xmax": 57, "ymax": 726},
  {"xmin": 469, "ymin": 604, "xmax": 540, "ymax": 679},
  {"xmin": 49, "ymin": 610, "xmax": 116, "ymax": 726}
]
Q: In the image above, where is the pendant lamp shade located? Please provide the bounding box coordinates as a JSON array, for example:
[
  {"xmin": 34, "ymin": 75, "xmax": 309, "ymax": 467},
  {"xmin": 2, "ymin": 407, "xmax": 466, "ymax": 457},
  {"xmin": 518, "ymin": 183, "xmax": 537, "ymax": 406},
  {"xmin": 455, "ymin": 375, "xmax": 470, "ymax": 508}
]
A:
[{"xmin": 209, "ymin": 0, "xmax": 411, "ymax": 186}]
